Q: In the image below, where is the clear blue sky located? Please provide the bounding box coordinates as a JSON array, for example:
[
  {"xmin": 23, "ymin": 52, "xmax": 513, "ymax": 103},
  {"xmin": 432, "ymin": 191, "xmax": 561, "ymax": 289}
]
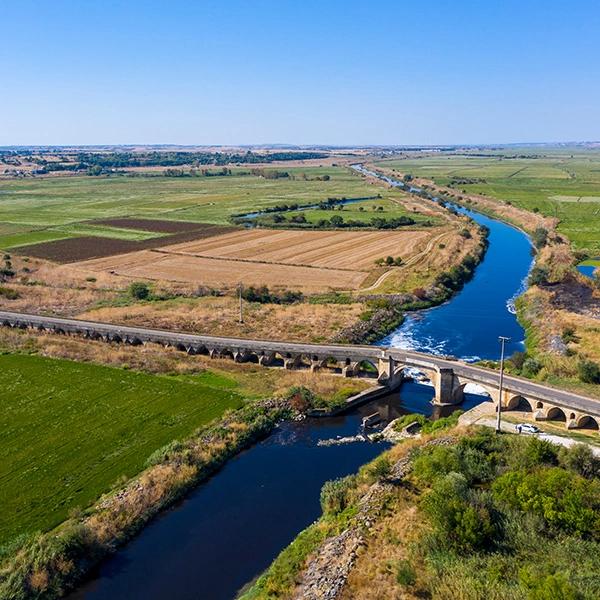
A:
[{"xmin": 2, "ymin": 0, "xmax": 599, "ymax": 146}]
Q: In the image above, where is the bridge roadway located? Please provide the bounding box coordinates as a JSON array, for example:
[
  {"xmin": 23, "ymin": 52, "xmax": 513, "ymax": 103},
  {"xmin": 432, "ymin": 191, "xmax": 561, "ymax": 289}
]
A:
[{"xmin": 1, "ymin": 310, "xmax": 599, "ymax": 429}]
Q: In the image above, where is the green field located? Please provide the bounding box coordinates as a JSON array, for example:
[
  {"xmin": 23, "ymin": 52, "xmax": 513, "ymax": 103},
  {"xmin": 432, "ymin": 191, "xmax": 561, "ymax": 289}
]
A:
[
  {"xmin": 0, "ymin": 167, "xmax": 385, "ymax": 250},
  {"xmin": 272, "ymin": 196, "xmax": 436, "ymax": 226},
  {"xmin": 376, "ymin": 152, "xmax": 600, "ymax": 252},
  {"xmin": 0, "ymin": 354, "xmax": 244, "ymax": 545}
]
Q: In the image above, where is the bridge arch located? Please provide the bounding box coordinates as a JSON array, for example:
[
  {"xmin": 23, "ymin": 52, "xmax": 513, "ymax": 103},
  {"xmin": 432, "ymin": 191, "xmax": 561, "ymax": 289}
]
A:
[
  {"xmin": 505, "ymin": 394, "xmax": 533, "ymax": 412},
  {"xmin": 546, "ymin": 406, "xmax": 567, "ymax": 423},
  {"xmin": 355, "ymin": 359, "xmax": 379, "ymax": 379},
  {"xmin": 577, "ymin": 415, "xmax": 599, "ymax": 430},
  {"xmin": 450, "ymin": 379, "xmax": 494, "ymax": 405}
]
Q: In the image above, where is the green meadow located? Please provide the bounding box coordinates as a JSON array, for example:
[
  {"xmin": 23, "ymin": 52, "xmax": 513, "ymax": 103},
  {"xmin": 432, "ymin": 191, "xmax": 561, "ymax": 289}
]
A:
[
  {"xmin": 276, "ymin": 196, "xmax": 436, "ymax": 226},
  {"xmin": 376, "ymin": 152, "xmax": 600, "ymax": 252},
  {"xmin": 0, "ymin": 166, "xmax": 385, "ymax": 250},
  {"xmin": 0, "ymin": 354, "xmax": 244, "ymax": 545}
]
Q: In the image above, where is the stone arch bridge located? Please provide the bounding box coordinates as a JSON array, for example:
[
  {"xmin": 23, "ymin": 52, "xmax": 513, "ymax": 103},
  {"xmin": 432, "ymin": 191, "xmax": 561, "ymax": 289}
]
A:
[{"xmin": 1, "ymin": 310, "xmax": 599, "ymax": 432}]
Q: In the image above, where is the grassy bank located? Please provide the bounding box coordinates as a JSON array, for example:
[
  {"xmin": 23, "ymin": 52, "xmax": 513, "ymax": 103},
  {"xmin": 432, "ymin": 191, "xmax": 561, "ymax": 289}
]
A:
[
  {"xmin": 244, "ymin": 425, "xmax": 600, "ymax": 599},
  {"xmin": 0, "ymin": 398, "xmax": 292, "ymax": 600}
]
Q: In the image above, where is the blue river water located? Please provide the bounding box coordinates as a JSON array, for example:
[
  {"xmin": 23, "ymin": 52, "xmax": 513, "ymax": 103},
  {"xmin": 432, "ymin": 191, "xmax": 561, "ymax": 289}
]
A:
[
  {"xmin": 578, "ymin": 264, "xmax": 598, "ymax": 279},
  {"xmin": 67, "ymin": 167, "xmax": 530, "ymax": 599},
  {"xmin": 69, "ymin": 382, "xmax": 477, "ymax": 600},
  {"xmin": 356, "ymin": 166, "xmax": 534, "ymax": 361},
  {"xmin": 382, "ymin": 204, "xmax": 533, "ymax": 361}
]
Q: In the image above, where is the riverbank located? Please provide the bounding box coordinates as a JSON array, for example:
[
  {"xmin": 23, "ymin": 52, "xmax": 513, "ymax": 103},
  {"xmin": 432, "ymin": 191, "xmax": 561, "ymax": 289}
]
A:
[
  {"xmin": 0, "ymin": 397, "xmax": 296, "ymax": 600},
  {"xmin": 243, "ymin": 424, "xmax": 600, "ymax": 599},
  {"xmin": 372, "ymin": 162, "xmax": 600, "ymax": 395}
]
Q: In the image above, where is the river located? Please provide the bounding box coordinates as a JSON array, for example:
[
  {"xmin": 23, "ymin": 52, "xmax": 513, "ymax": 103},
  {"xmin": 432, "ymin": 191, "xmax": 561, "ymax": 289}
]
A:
[
  {"xmin": 353, "ymin": 165, "xmax": 534, "ymax": 361},
  {"xmin": 68, "ymin": 166, "xmax": 533, "ymax": 599}
]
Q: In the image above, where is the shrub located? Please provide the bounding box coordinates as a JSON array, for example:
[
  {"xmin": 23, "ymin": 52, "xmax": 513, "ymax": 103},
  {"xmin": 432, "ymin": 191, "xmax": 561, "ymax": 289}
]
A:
[
  {"xmin": 129, "ymin": 281, "xmax": 150, "ymax": 300},
  {"xmin": 522, "ymin": 357, "xmax": 542, "ymax": 377},
  {"xmin": 519, "ymin": 570, "xmax": 581, "ymax": 600},
  {"xmin": 578, "ymin": 359, "xmax": 600, "ymax": 384},
  {"xmin": 532, "ymin": 227, "xmax": 549, "ymax": 249},
  {"xmin": 412, "ymin": 445, "xmax": 461, "ymax": 485},
  {"xmin": 395, "ymin": 559, "xmax": 416, "ymax": 586},
  {"xmin": 510, "ymin": 351, "xmax": 527, "ymax": 370},
  {"xmin": 421, "ymin": 473, "xmax": 498, "ymax": 553},
  {"xmin": 492, "ymin": 467, "xmax": 600, "ymax": 538},
  {"xmin": 367, "ymin": 455, "xmax": 392, "ymax": 481},
  {"xmin": 529, "ymin": 266, "xmax": 549, "ymax": 286},
  {"xmin": 522, "ymin": 437, "xmax": 558, "ymax": 467},
  {"xmin": 320, "ymin": 475, "xmax": 356, "ymax": 516},
  {"xmin": 559, "ymin": 444, "xmax": 600, "ymax": 479},
  {"xmin": 285, "ymin": 386, "xmax": 317, "ymax": 412},
  {"xmin": 0, "ymin": 286, "xmax": 19, "ymax": 300},
  {"xmin": 561, "ymin": 327, "xmax": 578, "ymax": 344}
]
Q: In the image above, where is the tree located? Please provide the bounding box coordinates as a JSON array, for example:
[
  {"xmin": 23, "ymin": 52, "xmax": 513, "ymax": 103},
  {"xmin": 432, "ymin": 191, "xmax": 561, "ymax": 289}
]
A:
[
  {"xmin": 129, "ymin": 281, "xmax": 150, "ymax": 300},
  {"xmin": 329, "ymin": 215, "xmax": 344, "ymax": 227}
]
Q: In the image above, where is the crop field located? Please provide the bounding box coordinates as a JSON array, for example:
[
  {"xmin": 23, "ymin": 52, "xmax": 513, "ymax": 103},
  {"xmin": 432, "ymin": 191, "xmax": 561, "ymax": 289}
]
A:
[
  {"xmin": 14, "ymin": 223, "xmax": 237, "ymax": 262},
  {"xmin": 76, "ymin": 228, "xmax": 434, "ymax": 291},
  {"xmin": 376, "ymin": 152, "xmax": 600, "ymax": 252},
  {"xmin": 0, "ymin": 166, "xmax": 385, "ymax": 252},
  {"xmin": 0, "ymin": 353, "xmax": 244, "ymax": 545}
]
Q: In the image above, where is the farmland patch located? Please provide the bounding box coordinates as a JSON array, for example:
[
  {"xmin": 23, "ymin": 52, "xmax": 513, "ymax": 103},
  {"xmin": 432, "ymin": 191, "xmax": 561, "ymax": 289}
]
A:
[{"xmin": 75, "ymin": 228, "xmax": 433, "ymax": 292}]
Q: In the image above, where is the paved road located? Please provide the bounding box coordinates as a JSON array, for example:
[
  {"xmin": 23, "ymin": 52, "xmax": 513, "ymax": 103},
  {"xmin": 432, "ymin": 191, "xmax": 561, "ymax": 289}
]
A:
[{"xmin": 2, "ymin": 309, "xmax": 600, "ymax": 416}]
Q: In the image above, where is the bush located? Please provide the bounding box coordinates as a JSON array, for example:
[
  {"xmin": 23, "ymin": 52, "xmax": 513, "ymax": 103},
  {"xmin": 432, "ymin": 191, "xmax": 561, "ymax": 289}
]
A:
[
  {"xmin": 532, "ymin": 227, "xmax": 549, "ymax": 249},
  {"xmin": 367, "ymin": 455, "xmax": 392, "ymax": 481},
  {"xmin": 522, "ymin": 357, "xmax": 542, "ymax": 377},
  {"xmin": 241, "ymin": 285, "xmax": 303, "ymax": 305},
  {"xmin": 510, "ymin": 351, "xmax": 527, "ymax": 370},
  {"xmin": 395, "ymin": 559, "xmax": 416, "ymax": 586},
  {"xmin": 129, "ymin": 281, "xmax": 150, "ymax": 300},
  {"xmin": 529, "ymin": 266, "xmax": 549, "ymax": 286},
  {"xmin": 492, "ymin": 467, "xmax": 600, "ymax": 538},
  {"xmin": 412, "ymin": 445, "xmax": 461, "ymax": 485},
  {"xmin": 285, "ymin": 386, "xmax": 317, "ymax": 412},
  {"xmin": 578, "ymin": 359, "xmax": 600, "ymax": 384},
  {"xmin": 519, "ymin": 570, "xmax": 582, "ymax": 600},
  {"xmin": 522, "ymin": 437, "xmax": 558, "ymax": 467},
  {"xmin": 559, "ymin": 444, "xmax": 600, "ymax": 479},
  {"xmin": 320, "ymin": 475, "xmax": 356, "ymax": 516},
  {"xmin": 0, "ymin": 286, "xmax": 19, "ymax": 300},
  {"xmin": 421, "ymin": 473, "xmax": 499, "ymax": 553}
]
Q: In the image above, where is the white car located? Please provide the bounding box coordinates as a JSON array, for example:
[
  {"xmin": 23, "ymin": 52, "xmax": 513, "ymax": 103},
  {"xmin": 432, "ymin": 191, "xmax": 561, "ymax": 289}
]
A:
[{"xmin": 515, "ymin": 423, "xmax": 540, "ymax": 434}]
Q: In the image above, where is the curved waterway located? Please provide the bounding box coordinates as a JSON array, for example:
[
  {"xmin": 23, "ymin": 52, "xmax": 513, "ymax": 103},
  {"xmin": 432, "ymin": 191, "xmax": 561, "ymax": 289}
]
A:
[
  {"xmin": 68, "ymin": 383, "xmax": 484, "ymax": 600},
  {"xmin": 353, "ymin": 165, "xmax": 534, "ymax": 361},
  {"xmin": 69, "ymin": 166, "xmax": 533, "ymax": 599}
]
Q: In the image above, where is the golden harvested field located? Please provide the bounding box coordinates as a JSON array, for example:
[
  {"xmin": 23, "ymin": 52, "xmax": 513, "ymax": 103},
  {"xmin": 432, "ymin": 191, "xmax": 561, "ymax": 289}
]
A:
[{"xmin": 74, "ymin": 228, "xmax": 434, "ymax": 292}]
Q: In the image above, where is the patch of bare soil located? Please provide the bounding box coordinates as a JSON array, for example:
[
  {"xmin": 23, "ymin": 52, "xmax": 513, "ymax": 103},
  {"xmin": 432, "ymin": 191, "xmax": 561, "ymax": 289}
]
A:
[
  {"xmin": 90, "ymin": 218, "xmax": 206, "ymax": 233},
  {"xmin": 12, "ymin": 225, "xmax": 238, "ymax": 263}
]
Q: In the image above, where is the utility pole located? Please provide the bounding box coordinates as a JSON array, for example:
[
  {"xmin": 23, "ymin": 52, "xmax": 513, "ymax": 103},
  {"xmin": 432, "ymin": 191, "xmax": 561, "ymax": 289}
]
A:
[
  {"xmin": 496, "ymin": 336, "xmax": 511, "ymax": 434},
  {"xmin": 238, "ymin": 283, "xmax": 244, "ymax": 324}
]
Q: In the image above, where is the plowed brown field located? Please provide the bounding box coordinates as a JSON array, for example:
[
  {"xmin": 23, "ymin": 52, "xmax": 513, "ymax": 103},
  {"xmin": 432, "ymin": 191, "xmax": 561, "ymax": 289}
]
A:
[{"xmin": 74, "ymin": 228, "xmax": 433, "ymax": 292}]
